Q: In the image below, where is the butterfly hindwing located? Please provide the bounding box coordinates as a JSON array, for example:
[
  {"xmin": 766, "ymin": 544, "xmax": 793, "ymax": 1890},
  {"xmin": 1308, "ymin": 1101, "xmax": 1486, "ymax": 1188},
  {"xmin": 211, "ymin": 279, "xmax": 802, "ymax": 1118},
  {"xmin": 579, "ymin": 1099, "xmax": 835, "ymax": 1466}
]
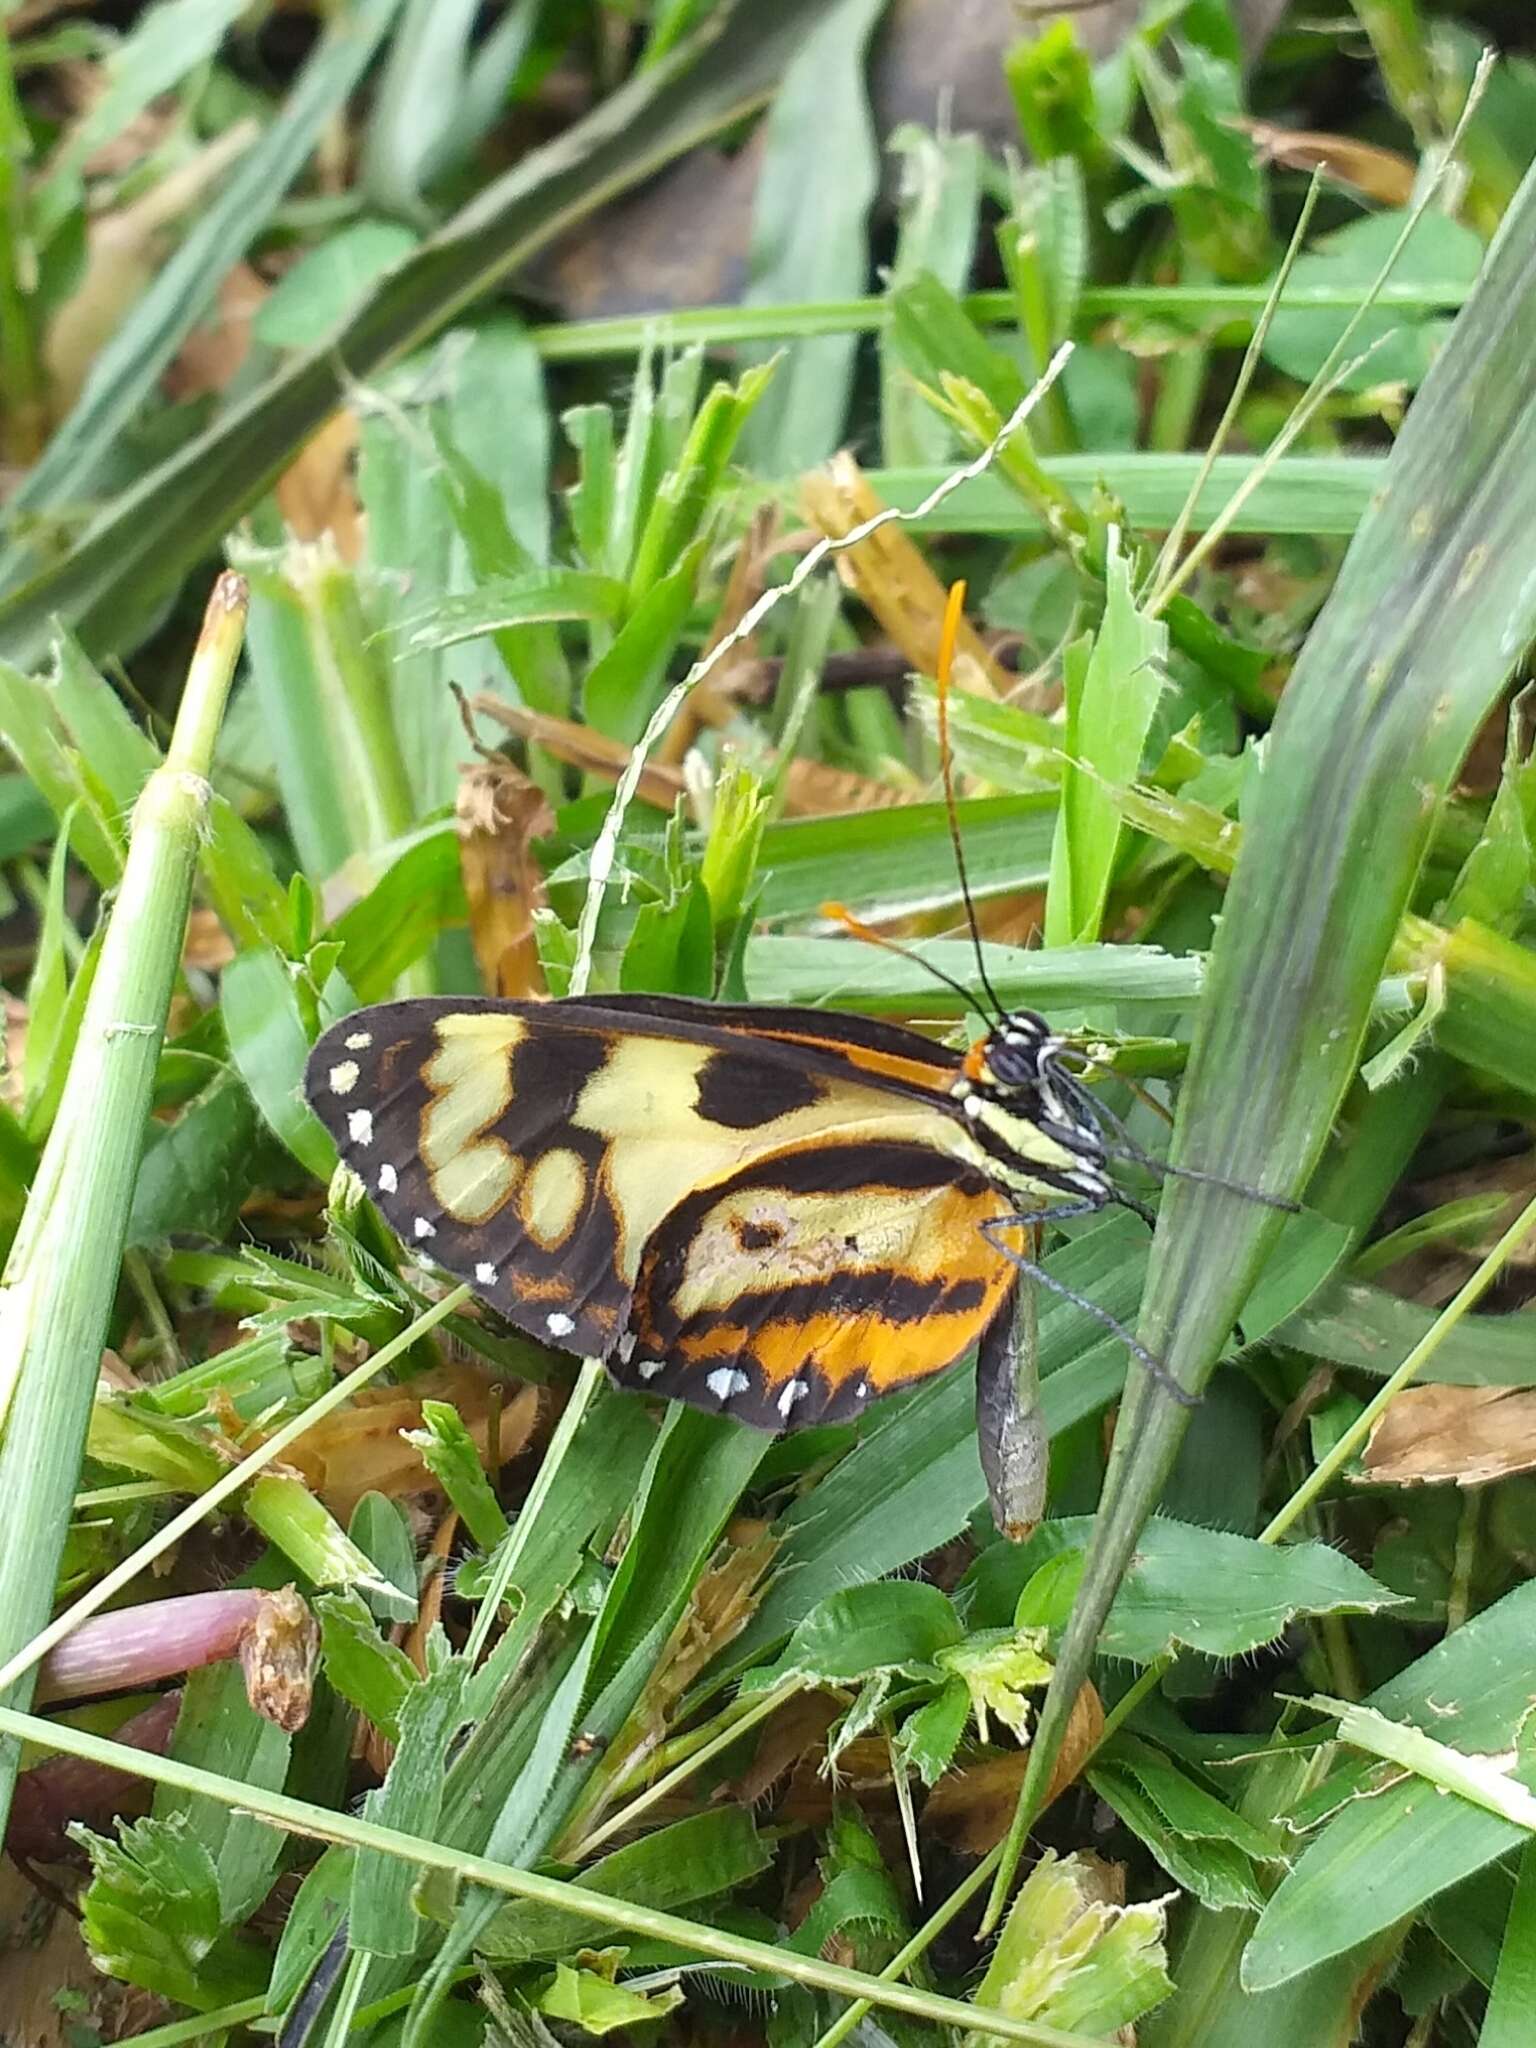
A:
[
  {"xmin": 622, "ymin": 1138, "xmax": 1017, "ymax": 1428},
  {"xmin": 305, "ymin": 997, "xmax": 976, "ymax": 1379}
]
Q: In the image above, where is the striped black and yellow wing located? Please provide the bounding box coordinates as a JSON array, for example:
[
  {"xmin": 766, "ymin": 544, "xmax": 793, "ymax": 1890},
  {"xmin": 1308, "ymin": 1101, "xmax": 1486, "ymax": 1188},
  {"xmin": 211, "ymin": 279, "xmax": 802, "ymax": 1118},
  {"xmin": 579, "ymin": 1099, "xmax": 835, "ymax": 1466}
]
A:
[{"xmin": 305, "ymin": 995, "xmax": 1013, "ymax": 1428}]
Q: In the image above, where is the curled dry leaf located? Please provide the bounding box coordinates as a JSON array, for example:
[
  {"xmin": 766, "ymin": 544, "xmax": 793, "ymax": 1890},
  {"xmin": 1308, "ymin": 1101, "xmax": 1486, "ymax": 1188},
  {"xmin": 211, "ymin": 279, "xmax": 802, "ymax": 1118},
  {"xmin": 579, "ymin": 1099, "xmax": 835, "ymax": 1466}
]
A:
[
  {"xmin": 44, "ymin": 122, "xmax": 260, "ymax": 420},
  {"xmin": 732, "ymin": 1690, "xmax": 842, "ymax": 1806},
  {"xmin": 273, "ymin": 410, "xmax": 363, "ymax": 561},
  {"xmin": 1233, "ymin": 119, "xmax": 1416, "ymax": 206},
  {"xmin": 473, "ymin": 695, "xmax": 907, "ymax": 820},
  {"xmin": 456, "ymin": 756, "xmax": 556, "ymax": 999},
  {"xmin": 272, "ymin": 1364, "xmax": 538, "ymax": 1523},
  {"xmin": 163, "ymin": 263, "xmax": 268, "ymax": 404},
  {"xmin": 473, "ymin": 697, "xmax": 687, "ymax": 812},
  {"xmin": 923, "ymin": 1681, "xmax": 1105, "ymax": 1855},
  {"xmin": 801, "ymin": 453, "xmax": 1010, "ymax": 696},
  {"xmin": 1363, "ymin": 1383, "xmax": 1536, "ymax": 1488},
  {"xmin": 239, "ymin": 1585, "xmax": 320, "ymax": 1733}
]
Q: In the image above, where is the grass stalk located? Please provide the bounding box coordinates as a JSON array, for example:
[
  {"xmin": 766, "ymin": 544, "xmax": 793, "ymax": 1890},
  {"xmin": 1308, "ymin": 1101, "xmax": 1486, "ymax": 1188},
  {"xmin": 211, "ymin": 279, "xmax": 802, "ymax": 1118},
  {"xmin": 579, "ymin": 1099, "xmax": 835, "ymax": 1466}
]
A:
[
  {"xmin": 0, "ymin": 1700, "xmax": 1101, "ymax": 2048},
  {"xmin": 525, "ymin": 280, "xmax": 1474, "ymax": 362},
  {"xmin": 0, "ymin": 576, "xmax": 248, "ymax": 1842}
]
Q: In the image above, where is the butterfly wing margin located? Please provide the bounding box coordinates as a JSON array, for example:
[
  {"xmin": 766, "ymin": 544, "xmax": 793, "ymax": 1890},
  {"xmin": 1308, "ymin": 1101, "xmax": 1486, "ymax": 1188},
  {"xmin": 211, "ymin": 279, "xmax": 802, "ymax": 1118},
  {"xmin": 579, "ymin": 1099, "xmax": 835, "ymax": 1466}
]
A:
[
  {"xmin": 305, "ymin": 998, "xmax": 968, "ymax": 1365},
  {"xmin": 619, "ymin": 1139, "xmax": 1016, "ymax": 1429}
]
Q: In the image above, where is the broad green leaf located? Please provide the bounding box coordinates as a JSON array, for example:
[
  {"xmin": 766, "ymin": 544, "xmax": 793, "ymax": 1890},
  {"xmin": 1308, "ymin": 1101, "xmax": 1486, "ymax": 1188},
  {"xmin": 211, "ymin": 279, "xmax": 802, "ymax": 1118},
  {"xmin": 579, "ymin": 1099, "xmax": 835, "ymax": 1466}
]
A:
[
  {"xmin": 254, "ymin": 219, "xmax": 419, "ymax": 349},
  {"xmin": 155, "ymin": 1662, "xmax": 291, "ymax": 1925},
  {"xmin": 479, "ymin": 1809, "xmax": 772, "ymax": 1961},
  {"xmin": 968, "ymin": 1516, "xmax": 1401, "ymax": 1665},
  {"xmin": 315, "ymin": 1588, "xmax": 420, "ymax": 1742},
  {"xmin": 404, "ymin": 1400, "xmax": 507, "ymax": 1553},
  {"xmin": 1245, "ymin": 1578, "xmax": 1536, "ymax": 1990},
  {"xmin": 352, "ymin": 1636, "xmax": 473, "ymax": 1956},
  {"xmin": 1263, "ymin": 210, "xmax": 1485, "ymax": 393},
  {"xmin": 399, "ymin": 568, "xmax": 628, "ymax": 652},
  {"xmin": 75, "ymin": 1814, "xmax": 265, "ymax": 2011}
]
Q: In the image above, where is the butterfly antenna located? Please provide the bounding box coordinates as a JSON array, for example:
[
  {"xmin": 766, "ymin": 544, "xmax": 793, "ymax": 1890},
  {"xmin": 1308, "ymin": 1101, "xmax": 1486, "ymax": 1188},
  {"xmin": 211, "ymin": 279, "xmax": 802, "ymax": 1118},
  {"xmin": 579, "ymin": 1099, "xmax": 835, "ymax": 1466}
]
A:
[
  {"xmin": 936, "ymin": 580, "xmax": 1007, "ymax": 1026},
  {"xmin": 821, "ymin": 902, "xmax": 991, "ymax": 1022},
  {"xmin": 1053, "ymin": 1065, "xmax": 1300, "ymax": 1213}
]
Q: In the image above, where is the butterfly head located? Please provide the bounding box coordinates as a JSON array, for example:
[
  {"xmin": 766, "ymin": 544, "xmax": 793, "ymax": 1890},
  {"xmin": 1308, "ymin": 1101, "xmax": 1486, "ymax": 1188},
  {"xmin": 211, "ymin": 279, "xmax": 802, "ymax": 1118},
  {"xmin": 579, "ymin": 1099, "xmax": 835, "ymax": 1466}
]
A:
[{"xmin": 948, "ymin": 1010, "xmax": 1112, "ymax": 1204}]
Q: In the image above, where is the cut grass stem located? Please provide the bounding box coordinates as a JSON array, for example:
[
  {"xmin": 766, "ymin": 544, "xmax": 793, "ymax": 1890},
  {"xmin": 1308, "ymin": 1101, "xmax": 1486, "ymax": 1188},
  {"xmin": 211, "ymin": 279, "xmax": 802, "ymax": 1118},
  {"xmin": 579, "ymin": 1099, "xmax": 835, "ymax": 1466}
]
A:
[{"xmin": 0, "ymin": 576, "xmax": 248, "ymax": 1842}]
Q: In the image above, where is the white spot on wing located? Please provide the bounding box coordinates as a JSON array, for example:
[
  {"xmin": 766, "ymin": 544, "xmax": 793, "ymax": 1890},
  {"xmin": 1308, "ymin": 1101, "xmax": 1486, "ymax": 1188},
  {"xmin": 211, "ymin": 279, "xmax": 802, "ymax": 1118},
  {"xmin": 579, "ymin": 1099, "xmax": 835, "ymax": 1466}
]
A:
[
  {"xmin": 377, "ymin": 1164, "xmax": 398, "ymax": 1194},
  {"xmin": 413, "ymin": 1217, "xmax": 436, "ymax": 1239},
  {"xmin": 706, "ymin": 1367, "xmax": 750, "ymax": 1404},
  {"xmin": 855, "ymin": 1380, "xmax": 870, "ymax": 1399},
  {"xmin": 616, "ymin": 1333, "xmax": 637, "ymax": 1363},
  {"xmin": 474, "ymin": 1262, "xmax": 498, "ymax": 1285},
  {"xmin": 346, "ymin": 1109, "xmax": 373, "ymax": 1146},
  {"xmin": 330, "ymin": 1062, "xmax": 359, "ymax": 1095},
  {"xmin": 546, "ymin": 1311, "xmax": 575, "ymax": 1338},
  {"xmin": 344, "ymin": 1032, "xmax": 373, "ymax": 1051},
  {"xmin": 777, "ymin": 1378, "xmax": 808, "ymax": 1419},
  {"xmin": 637, "ymin": 1356, "xmax": 664, "ymax": 1380}
]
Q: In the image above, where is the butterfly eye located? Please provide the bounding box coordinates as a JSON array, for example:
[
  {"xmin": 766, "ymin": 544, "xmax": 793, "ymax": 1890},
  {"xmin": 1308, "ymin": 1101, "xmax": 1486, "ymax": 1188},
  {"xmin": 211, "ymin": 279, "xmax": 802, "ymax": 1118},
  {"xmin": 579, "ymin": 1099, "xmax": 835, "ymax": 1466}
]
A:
[{"xmin": 986, "ymin": 1038, "xmax": 1042, "ymax": 1090}]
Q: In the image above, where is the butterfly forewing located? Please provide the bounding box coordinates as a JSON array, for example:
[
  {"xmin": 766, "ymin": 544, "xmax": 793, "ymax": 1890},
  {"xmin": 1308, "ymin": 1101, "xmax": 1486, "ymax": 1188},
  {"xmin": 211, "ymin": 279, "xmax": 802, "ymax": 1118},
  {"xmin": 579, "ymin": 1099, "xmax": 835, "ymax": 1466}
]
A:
[{"xmin": 305, "ymin": 996, "xmax": 997, "ymax": 1418}]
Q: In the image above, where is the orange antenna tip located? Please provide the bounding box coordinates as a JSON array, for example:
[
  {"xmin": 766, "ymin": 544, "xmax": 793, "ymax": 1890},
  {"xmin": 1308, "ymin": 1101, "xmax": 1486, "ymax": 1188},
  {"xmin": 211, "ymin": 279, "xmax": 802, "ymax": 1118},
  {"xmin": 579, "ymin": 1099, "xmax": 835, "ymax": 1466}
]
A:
[{"xmin": 937, "ymin": 577, "xmax": 967, "ymax": 694}]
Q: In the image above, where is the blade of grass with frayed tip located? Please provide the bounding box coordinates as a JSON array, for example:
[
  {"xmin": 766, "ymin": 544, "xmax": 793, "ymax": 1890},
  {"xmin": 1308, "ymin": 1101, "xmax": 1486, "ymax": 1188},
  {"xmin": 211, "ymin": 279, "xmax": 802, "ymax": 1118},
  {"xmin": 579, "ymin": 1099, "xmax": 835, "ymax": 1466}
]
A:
[{"xmin": 985, "ymin": 157, "xmax": 1536, "ymax": 1926}]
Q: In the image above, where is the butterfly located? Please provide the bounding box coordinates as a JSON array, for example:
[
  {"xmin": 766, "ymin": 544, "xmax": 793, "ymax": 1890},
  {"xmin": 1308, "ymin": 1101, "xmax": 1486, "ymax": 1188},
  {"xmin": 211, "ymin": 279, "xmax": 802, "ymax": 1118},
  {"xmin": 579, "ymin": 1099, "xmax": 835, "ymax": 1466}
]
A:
[
  {"xmin": 303, "ymin": 584, "xmax": 1289, "ymax": 1439},
  {"xmin": 304, "ymin": 984, "xmax": 1165, "ymax": 1432}
]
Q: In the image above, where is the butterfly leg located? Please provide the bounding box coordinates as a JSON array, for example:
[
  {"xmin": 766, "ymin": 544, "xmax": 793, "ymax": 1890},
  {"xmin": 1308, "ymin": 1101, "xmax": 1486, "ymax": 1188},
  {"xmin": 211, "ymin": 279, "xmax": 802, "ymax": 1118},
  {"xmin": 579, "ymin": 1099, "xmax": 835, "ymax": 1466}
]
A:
[{"xmin": 978, "ymin": 1212, "xmax": 1199, "ymax": 1408}]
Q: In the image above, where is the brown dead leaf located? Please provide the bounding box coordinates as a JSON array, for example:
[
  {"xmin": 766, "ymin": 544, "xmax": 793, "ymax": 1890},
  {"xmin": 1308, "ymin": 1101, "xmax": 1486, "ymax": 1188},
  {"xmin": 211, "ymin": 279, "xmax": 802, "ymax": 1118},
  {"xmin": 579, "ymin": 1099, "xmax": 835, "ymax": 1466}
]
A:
[
  {"xmin": 783, "ymin": 758, "xmax": 914, "ymax": 815},
  {"xmin": 1234, "ymin": 119, "xmax": 1416, "ymax": 206},
  {"xmin": 473, "ymin": 694, "xmax": 908, "ymax": 820},
  {"xmin": 473, "ymin": 697, "xmax": 689, "ymax": 812},
  {"xmin": 44, "ymin": 121, "xmax": 259, "ymax": 420},
  {"xmin": 272, "ymin": 1365, "xmax": 538, "ymax": 1523},
  {"xmin": 164, "ymin": 262, "xmax": 268, "ymax": 403},
  {"xmin": 274, "ymin": 410, "xmax": 363, "ymax": 560},
  {"xmin": 656, "ymin": 504, "xmax": 778, "ymax": 767},
  {"xmin": 924, "ymin": 1682, "xmax": 1105, "ymax": 1855},
  {"xmin": 801, "ymin": 454, "xmax": 1010, "ymax": 697},
  {"xmin": 183, "ymin": 905, "xmax": 236, "ymax": 973},
  {"xmin": 456, "ymin": 756, "xmax": 556, "ymax": 998},
  {"xmin": 731, "ymin": 1690, "xmax": 842, "ymax": 1807},
  {"xmin": 1364, "ymin": 1382, "xmax": 1536, "ymax": 1488},
  {"xmin": 239, "ymin": 1586, "xmax": 319, "ymax": 1733}
]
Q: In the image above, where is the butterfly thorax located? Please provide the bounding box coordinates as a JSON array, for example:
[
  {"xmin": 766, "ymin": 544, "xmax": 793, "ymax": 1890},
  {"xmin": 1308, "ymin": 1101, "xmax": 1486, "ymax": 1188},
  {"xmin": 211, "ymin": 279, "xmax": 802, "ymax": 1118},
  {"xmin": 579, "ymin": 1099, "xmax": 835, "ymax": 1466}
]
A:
[{"xmin": 948, "ymin": 1011, "xmax": 1113, "ymax": 1208}]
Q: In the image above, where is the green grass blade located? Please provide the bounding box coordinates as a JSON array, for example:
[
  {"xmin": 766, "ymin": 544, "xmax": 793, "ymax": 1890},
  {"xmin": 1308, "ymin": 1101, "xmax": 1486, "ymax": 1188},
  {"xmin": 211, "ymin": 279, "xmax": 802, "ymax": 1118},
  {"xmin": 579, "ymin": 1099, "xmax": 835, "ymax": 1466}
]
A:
[{"xmin": 991, "ymin": 159, "xmax": 1536, "ymax": 1921}]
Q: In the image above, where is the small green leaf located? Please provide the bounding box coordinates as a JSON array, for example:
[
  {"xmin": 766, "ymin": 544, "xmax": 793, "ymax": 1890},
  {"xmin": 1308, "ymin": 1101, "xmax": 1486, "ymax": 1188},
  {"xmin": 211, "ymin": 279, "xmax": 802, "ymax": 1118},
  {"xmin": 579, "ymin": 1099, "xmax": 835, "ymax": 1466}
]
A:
[
  {"xmin": 316, "ymin": 1588, "xmax": 420, "ymax": 1741},
  {"xmin": 404, "ymin": 1400, "xmax": 507, "ymax": 1553},
  {"xmin": 740, "ymin": 1581, "xmax": 963, "ymax": 1693},
  {"xmin": 254, "ymin": 220, "xmax": 419, "ymax": 350}
]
